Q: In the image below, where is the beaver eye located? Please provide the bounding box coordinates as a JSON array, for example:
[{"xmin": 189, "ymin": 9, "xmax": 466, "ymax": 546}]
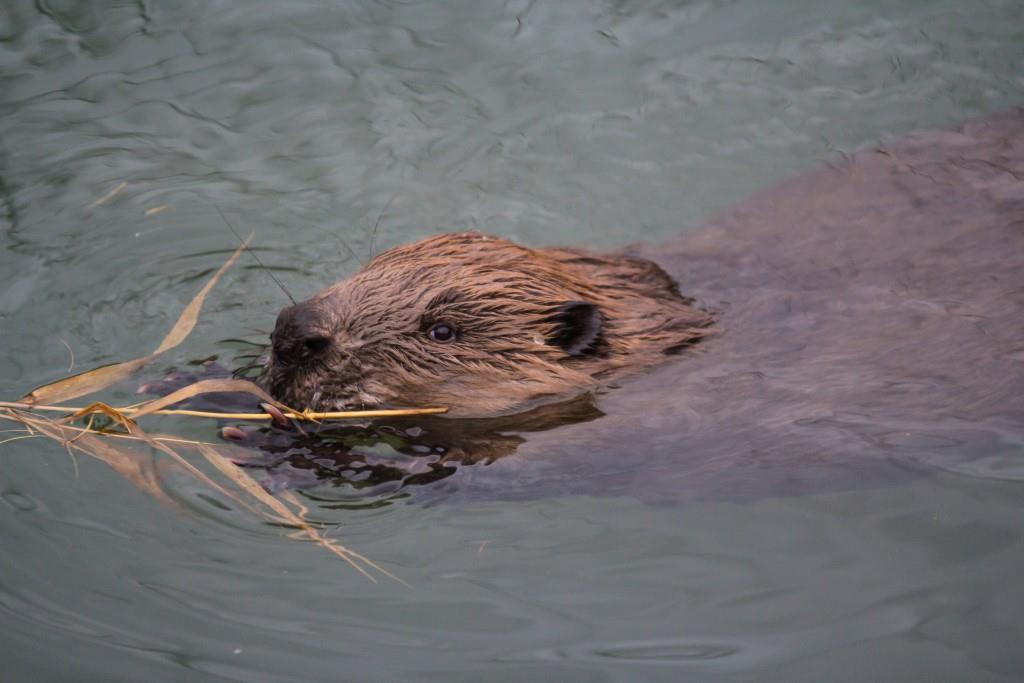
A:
[{"xmin": 428, "ymin": 323, "xmax": 456, "ymax": 343}]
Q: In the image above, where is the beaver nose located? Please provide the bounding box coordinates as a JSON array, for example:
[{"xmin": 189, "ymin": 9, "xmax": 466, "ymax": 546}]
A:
[{"xmin": 271, "ymin": 302, "xmax": 334, "ymax": 362}]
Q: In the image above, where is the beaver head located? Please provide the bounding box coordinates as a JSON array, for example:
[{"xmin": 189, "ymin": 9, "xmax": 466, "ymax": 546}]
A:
[{"xmin": 261, "ymin": 232, "xmax": 711, "ymax": 417}]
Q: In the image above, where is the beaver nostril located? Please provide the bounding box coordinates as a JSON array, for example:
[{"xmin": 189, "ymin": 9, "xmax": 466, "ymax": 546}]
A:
[{"xmin": 303, "ymin": 335, "xmax": 331, "ymax": 355}]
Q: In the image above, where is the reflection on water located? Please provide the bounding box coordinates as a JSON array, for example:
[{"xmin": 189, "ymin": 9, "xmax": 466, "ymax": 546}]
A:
[
  {"xmin": 141, "ymin": 361, "xmax": 609, "ymax": 505},
  {"xmin": 2, "ymin": 0, "xmax": 1024, "ymax": 680},
  {"xmin": 233, "ymin": 395, "xmax": 606, "ymax": 499}
]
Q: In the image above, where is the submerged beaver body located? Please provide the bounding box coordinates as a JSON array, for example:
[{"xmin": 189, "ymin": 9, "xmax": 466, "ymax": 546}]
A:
[
  {"xmin": 527, "ymin": 111, "xmax": 1024, "ymax": 500},
  {"xmin": 247, "ymin": 112, "xmax": 1024, "ymax": 501}
]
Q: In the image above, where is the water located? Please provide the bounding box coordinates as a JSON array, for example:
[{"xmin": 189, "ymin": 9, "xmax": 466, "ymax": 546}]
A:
[{"xmin": 2, "ymin": 0, "xmax": 1024, "ymax": 680}]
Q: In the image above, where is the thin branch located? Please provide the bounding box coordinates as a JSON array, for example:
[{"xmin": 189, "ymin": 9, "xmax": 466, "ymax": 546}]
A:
[{"xmin": 0, "ymin": 401, "xmax": 447, "ymax": 421}]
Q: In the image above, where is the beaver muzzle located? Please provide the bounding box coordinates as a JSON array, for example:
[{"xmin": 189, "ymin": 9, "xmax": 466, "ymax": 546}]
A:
[{"xmin": 270, "ymin": 301, "xmax": 335, "ymax": 367}]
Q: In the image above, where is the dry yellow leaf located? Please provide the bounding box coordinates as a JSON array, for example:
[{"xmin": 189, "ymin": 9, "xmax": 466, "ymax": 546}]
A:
[{"xmin": 21, "ymin": 237, "xmax": 250, "ymax": 406}]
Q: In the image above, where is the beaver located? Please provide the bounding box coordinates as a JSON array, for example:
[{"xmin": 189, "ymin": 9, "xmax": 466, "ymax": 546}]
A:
[
  {"xmin": 264, "ymin": 111, "xmax": 1024, "ymax": 424},
  {"xmin": 161, "ymin": 110, "xmax": 1023, "ymax": 502}
]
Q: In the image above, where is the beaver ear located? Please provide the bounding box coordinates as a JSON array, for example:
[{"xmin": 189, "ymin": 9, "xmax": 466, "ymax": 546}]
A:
[{"xmin": 547, "ymin": 301, "xmax": 604, "ymax": 356}]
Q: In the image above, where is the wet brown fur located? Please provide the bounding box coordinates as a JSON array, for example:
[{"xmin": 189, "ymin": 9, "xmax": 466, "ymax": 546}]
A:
[{"xmin": 262, "ymin": 232, "xmax": 712, "ymax": 416}]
